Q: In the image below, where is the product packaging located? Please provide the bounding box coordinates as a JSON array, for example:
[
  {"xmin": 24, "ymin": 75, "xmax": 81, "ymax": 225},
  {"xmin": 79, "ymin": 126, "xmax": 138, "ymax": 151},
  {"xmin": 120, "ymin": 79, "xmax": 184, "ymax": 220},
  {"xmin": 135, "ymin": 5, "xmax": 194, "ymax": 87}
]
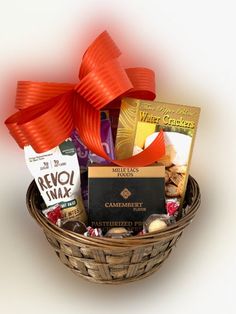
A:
[
  {"xmin": 25, "ymin": 138, "xmax": 88, "ymax": 223},
  {"xmin": 88, "ymin": 164, "xmax": 165, "ymax": 233},
  {"xmin": 115, "ymin": 97, "xmax": 200, "ymax": 206}
]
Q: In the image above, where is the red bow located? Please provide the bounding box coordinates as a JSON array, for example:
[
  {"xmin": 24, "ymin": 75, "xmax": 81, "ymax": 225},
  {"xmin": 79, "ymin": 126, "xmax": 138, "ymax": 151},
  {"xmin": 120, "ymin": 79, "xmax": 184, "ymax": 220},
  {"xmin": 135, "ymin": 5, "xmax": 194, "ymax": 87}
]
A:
[{"xmin": 5, "ymin": 31, "xmax": 165, "ymax": 166}]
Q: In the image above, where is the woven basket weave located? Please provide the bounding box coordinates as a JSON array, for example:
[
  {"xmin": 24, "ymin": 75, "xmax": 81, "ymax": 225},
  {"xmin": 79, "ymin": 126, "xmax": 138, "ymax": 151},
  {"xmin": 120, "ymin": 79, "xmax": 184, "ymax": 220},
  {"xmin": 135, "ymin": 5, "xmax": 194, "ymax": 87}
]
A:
[{"xmin": 26, "ymin": 176, "xmax": 200, "ymax": 284}]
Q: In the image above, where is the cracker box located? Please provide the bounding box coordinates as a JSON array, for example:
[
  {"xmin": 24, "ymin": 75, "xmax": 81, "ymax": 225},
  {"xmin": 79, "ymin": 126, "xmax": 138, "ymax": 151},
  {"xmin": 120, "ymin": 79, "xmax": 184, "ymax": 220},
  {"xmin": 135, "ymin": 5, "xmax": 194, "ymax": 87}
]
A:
[{"xmin": 115, "ymin": 97, "xmax": 200, "ymax": 206}]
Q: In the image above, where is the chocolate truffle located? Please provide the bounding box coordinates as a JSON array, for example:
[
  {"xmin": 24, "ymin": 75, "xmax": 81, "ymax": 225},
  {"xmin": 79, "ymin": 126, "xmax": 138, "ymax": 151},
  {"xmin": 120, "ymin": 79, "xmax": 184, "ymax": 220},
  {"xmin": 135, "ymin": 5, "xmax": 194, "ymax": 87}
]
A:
[
  {"xmin": 148, "ymin": 219, "xmax": 167, "ymax": 233},
  {"xmin": 105, "ymin": 227, "xmax": 132, "ymax": 239},
  {"xmin": 144, "ymin": 214, "xmax": 173, "ymax": 233},
  {"xmin": 62, "ymin": 220, "xmax": 87, "ymax": 234}
]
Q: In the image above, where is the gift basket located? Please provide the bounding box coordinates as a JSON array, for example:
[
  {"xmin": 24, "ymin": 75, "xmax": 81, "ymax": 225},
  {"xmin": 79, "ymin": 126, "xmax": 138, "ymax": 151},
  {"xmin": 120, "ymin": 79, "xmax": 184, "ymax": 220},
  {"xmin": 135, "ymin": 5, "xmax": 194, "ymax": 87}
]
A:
[
  {"xmin": 27, "ymin": 176, "xmax": 200, "ymax": 284},
  {"xmin": 5, "ymin": 31, "xmax": 201, "ymax": 284}
]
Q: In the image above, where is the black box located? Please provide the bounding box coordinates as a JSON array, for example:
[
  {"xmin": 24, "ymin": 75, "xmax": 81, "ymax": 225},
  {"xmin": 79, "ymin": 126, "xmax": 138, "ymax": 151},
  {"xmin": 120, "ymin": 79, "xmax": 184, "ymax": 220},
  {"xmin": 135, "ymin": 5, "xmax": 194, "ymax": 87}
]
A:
[{"xmin": 88, "ymin": 165, "xmax": 166, "ymax": 233}]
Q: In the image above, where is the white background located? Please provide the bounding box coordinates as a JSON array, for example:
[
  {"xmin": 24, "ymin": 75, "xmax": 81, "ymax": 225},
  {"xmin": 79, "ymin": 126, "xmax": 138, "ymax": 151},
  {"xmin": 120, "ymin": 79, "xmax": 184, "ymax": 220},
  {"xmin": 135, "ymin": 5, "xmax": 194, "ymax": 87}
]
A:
[{"xmin": 0, "ymin": 1, "xmax": 235, "ymax": 313}]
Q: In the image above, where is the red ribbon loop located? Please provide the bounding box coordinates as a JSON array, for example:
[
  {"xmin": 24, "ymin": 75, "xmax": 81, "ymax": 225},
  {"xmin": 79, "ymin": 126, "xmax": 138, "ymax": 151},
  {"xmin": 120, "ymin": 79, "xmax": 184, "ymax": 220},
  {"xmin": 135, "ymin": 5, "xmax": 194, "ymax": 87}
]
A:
[
  {"xmin": 125, "ymin": 68, "xmax": 156, "ymax": 100},
  {"xmin": 79, "ymin": 31, "xmax": 121, "ymax": 79},
  {"xmin": 5, "ymin": 31, "xmax": 165, "ymax": 166},
  {"xmin": 75, "ymin": 58, "xmax": 132, "ymax": 110}
]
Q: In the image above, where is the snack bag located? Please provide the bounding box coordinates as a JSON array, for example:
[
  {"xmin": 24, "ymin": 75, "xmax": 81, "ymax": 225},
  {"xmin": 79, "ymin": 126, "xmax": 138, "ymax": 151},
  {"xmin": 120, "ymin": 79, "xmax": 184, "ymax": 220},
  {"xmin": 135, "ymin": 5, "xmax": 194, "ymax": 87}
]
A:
[
  {"xmin": 71, "ymin": 130, "xmax": 89, "ymax": 171},
  {"xmin": 72, "ymin": 113, "xmax": 115, "ymax": 169},
  {"xmin": 89, "ymin": 117, "xmax": 115, "ymax": 164},
  {"xmin": 24, "ymin": 138, "xmax": 87, "ymax": 223}
]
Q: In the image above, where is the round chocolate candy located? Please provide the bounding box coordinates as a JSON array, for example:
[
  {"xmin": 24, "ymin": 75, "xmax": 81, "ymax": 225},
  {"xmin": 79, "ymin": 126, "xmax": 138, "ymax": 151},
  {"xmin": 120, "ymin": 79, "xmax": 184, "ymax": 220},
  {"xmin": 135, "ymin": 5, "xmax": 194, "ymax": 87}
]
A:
[
  {"xmin": 105, "ymin": 227, "xmax": 132, "ymax": 239},
  {"xmin": 62, "ymin": 220, "xmax": 87, "ymax": 234},
  {"xmin": 148, "ymin": 219, "xmax": 167, "ymax": 232},
  {"xmin": 144, "ymin": 214, "xmax": 173, "ymax": 233}
]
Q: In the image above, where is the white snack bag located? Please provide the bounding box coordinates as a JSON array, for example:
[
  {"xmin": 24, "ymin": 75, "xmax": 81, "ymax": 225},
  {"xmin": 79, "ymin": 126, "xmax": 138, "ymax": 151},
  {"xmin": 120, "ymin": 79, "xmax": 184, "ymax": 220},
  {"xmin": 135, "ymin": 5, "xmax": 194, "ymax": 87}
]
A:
[{"xmin": 25, "ymin": 138, "xmax": 87, "ymax": 223}]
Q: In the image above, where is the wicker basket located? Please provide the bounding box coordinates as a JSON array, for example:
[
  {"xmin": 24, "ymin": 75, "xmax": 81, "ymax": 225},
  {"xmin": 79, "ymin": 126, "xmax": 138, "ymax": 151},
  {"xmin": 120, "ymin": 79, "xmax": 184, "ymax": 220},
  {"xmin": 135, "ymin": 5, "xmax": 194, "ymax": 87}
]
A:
[{"xmin": 26, "ymin": 176, "xmax": 200, "ymax": 284}]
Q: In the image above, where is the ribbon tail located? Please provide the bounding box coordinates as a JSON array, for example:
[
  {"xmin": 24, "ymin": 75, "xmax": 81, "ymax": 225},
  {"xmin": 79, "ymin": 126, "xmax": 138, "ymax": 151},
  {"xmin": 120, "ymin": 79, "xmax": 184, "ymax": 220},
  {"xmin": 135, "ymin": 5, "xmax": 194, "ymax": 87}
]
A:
[{"xmin": 74, "ymin": 95, "xmax": 165, "ymax": 167}]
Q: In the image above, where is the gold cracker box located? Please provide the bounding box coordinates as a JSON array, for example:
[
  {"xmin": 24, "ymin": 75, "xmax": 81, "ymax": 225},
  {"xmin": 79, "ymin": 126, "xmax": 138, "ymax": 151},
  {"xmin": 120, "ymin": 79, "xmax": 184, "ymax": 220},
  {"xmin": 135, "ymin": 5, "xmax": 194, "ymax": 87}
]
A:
[
  {"xmin": 115, "ymin": 97, "xmax": 200, "ymax": 206},
  {"xmin": 88, "ymin": 164, "xmax": 165, "ymax": 232}
]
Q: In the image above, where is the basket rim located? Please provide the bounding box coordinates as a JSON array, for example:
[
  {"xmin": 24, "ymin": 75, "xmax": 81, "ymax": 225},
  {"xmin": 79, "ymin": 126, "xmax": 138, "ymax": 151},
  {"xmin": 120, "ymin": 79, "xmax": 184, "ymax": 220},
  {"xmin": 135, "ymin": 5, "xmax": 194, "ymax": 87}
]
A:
[{"xmin": 26, "ymin": 176, "xmax": 201, "ymax": 249}]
